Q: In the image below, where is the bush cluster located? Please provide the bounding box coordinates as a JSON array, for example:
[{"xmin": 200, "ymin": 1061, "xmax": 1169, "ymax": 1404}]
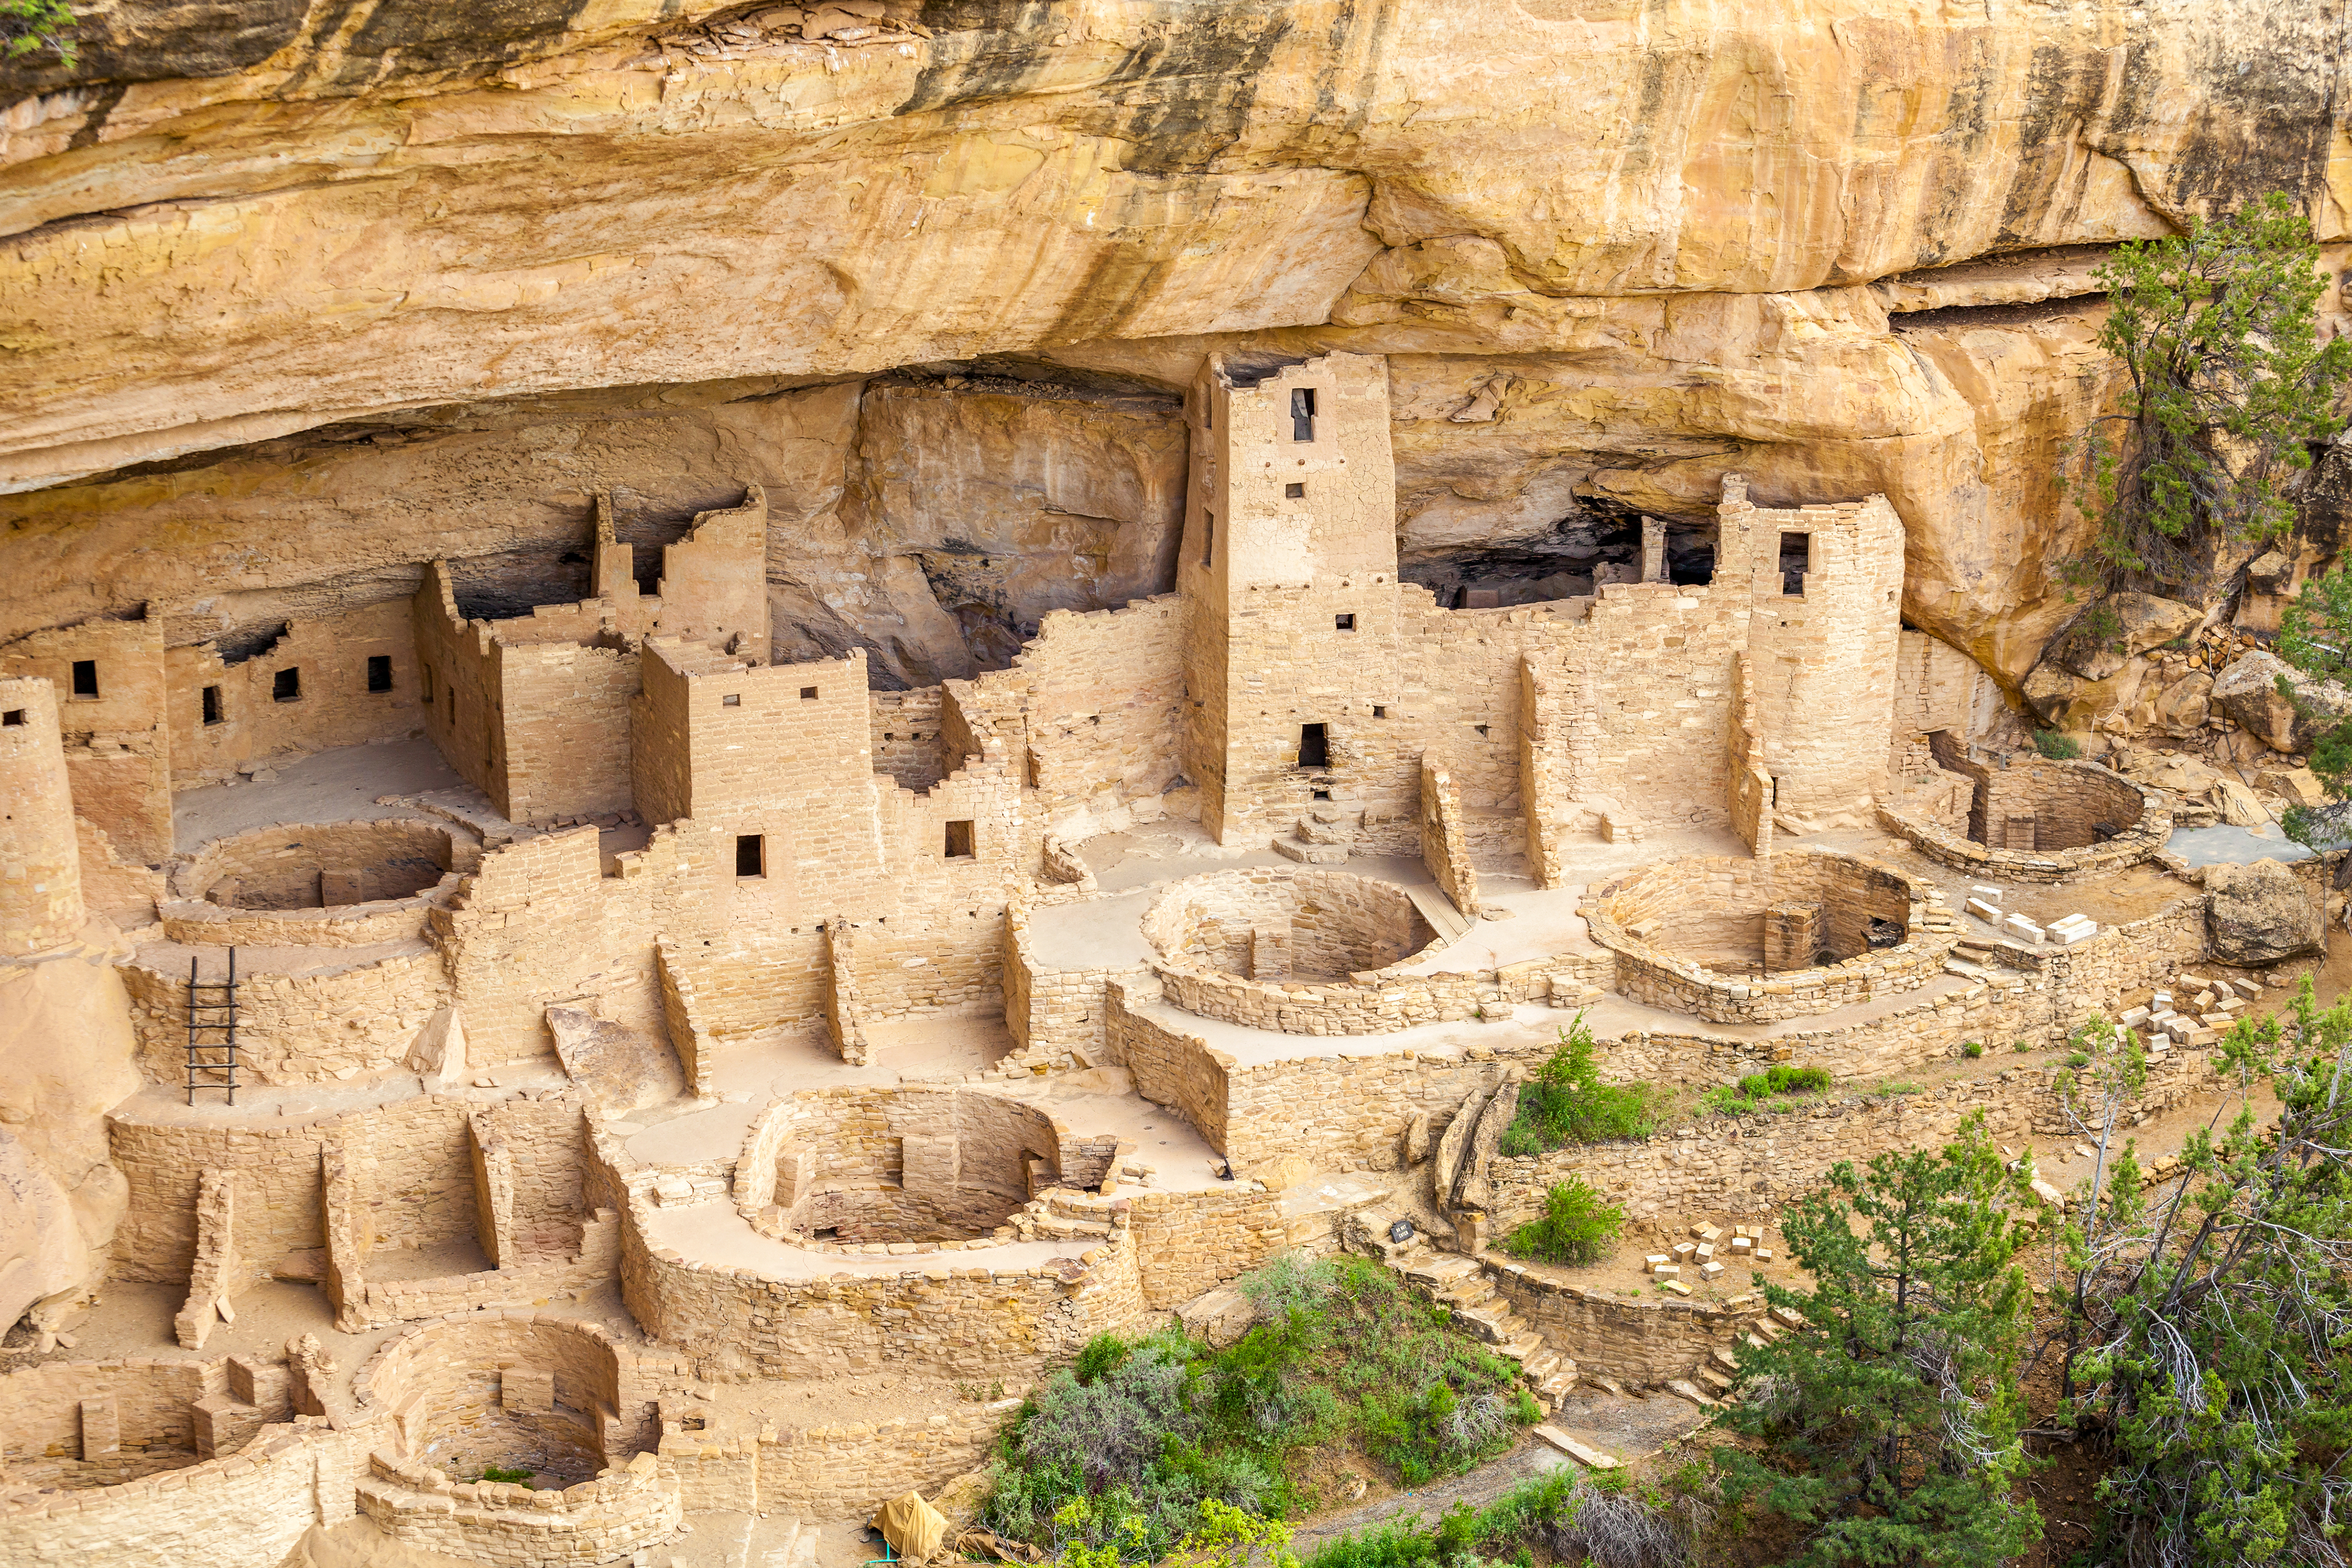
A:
[
  {"xmin": 1698, "ymin": 1064, "xmax": 1832, "ymax": 1117},
  {"xmin": 1305, "ymin": 1468, "xmax": 1695, "ymax": 1568},
  {"xmin": 1498, "ymin": 1016, "xmax": 1668, "ymax": 1155},
  {"xmin": 1501, "ymin": 1175, "xmax": 1624, "ymax": 1266},
  {"xmin": 983, "ymin": 1256, "xmax": 1533, "ymax": 1558}
]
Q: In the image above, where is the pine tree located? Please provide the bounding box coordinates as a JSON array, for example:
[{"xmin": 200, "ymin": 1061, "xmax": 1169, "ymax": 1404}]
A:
[{"xmin": 1716, "ymin": 1114, "xmax": 2040, "ymax": 1568}]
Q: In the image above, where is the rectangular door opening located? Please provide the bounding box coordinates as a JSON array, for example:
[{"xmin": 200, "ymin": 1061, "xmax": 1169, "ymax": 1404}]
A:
[
  {"xmin": 1298, "ymin": 723, "xmax": 1329, "ymax": 769},
  {"xmin": 70, "ymin": 660, "xmax": 97, "ymax": 699},
  {"xmin": 273, "ymin": 667, "xmax": 301, "ymax": 702},
  {"xmin": 1290, "ymin": 387, "xmax": 1316, "ymax": 442},
  {"xmin": 944, "ymin": 819, "xmax": 976, "ymax": 859},
  {"xmin": 201, "ymin": 686, "xmax": 223, "ymax": 726},
  {"xmin": 735, "ymin": 833, "xmax": 765, "ymax": 878},
  {"xmin": 366, "ymin": 655, "xmax": 393, "ymax": 692}
]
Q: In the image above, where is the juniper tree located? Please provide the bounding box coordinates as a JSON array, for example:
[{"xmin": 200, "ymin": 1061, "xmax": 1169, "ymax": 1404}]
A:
[
  {"xmin": 1, "ymin": 0, "xmax": 77, "ymax": 64},
  {"xmin": 2064, "ymin": 192, "xmax": 2351, "ymax": 594}
]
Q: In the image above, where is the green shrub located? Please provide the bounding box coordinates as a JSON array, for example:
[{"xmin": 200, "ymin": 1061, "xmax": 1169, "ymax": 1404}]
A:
[
  {"xmin": 1498, "ymin": 1015, "xmax": 1668, "ymax": 1154},
  {"xmin": 2032, "ymin": 728, "xmax": 2083, "ymax": 759},
  {"xmin": 1701, "ymin": 1063, "xmax": 1834, "ymax": 1117},
  {"xmin": 1502, "ymin": 1176, "xmax": 1624, "ymax": 1265},
  {"xmin": 1, "ymin": 0, "xmax": 78, "ymax": 64},
  {"xmin": 477, "ymin": 1466, "xmax": 535, "ymax": 1486},
  {"xmin": 1305, "ymin": 1470, "xmax": 1690, "ymax": 1568},
  {"xmin": 987, "ymin": 1256, "xmax": 1530, "ymax": 1557},
  {"xmin": 1963, "ymin": 1040, "xmax": 1985, "ymax": 1058}
]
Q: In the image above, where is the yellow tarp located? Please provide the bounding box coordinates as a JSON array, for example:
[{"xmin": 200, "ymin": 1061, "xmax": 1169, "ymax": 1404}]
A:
[{"xmin": 872, "ymin": 1490, "xmax": 950, "ymax": 1562}]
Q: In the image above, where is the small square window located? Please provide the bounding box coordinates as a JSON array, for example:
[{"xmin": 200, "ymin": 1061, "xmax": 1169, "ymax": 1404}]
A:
[
  {"xmin": 366, "ymin": 655, "xmax": 392, "ymax": 692},
  {"xmin": 2, "ymin": 709, "xmax": 22, "ymax": 727},
  {"xmin": 735, "ymin": 833, "xmax": 764, "ymax": 877},
  {"xmin": 722, "ymin": 693, "xmax": 741, "ymax": 707},
  {"xmin": 70, "ymin": 660, "xmax": 97, "ymax": 699},
  {"xmin": 1312, "ymin": 788, "xmax": 1331, "ymax": 801},
  {"xmin": 800, "ymin": 686, "xmax": 818, "ymax": 701},
  {"xmin": 273, "ymin": 667, "xmax": 301, "ymax": 702},
  {"xmin": 1285, "ymin": 482, "xmax": 1305, "ymax": 499},
  {"xmin": 944, "ymin": 819, "xmax": 976, "ymax": 859},
  {"xmin": 1334, "ymin": 613, "xmax": 1355, "ymax": 631},
  {"xmin": 201, "ymin": 686, "xmax": 223, "ymax": 725},
  {"xmin": 1373, "ymin": 704, "xmax": 1387, "ymax": 719}
]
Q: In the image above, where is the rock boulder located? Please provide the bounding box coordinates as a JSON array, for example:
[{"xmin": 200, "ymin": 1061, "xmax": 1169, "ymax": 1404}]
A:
[
  {"xmin": 2206, "ymin": 858, "xmax": 2324, "ymax": 966},
  {"xmin": 2055, "ymin": 593, "xmax": 2201, "ymax": 681},
  {"xmin": 2212, "ymin": 652, "xmax": 2352, "ymax": 754}
]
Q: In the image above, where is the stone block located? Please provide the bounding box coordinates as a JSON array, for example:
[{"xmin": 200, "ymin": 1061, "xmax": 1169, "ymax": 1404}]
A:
[
  {"xmin": 79, "ymin": 1396, "xmax": 118, "ymax": 1457},
  {"xmin": 502, "ymin": 1367, "xmax": 556, "ymax": 1412}
]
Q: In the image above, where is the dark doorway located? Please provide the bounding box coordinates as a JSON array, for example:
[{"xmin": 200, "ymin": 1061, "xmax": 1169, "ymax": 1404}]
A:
[{"xmin": 1298, "ymin": 723, "xmax": 1329, "ymax": 769}]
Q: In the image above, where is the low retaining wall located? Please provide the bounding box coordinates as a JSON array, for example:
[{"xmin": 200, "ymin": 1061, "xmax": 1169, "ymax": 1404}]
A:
[
  {"xmin": 1110, "ymin": 981, "xmax": 1527, "ymax": 1173},
  {"xmin": 663, "ymin": 1402, "xmax": 1018, "ymax": 1520},
  {"xmin": 1494, "ymin": 1029, "xmax": 2236, "ymax": 1230},
  {"xmin": 1483, "ymin": 1260, "xmax": 1762, "ymax": 1385}
]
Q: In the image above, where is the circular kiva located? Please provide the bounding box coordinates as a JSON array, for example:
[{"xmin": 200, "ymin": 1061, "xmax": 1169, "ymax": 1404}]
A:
[
  {"xmin": 1877, "ymin": 756, "xmax": 2170, "ymax": 883},
  {"xmin": 172, "ymin": 818, "xmax": 471, "ymax": 909},
  {"xmin": 1583, "ymin": 849, "xmax": 1958, "ymax": 1024},
  {"xmin": 734, "ymin": 1086, "xmax": 1073, "ymax": 1252}
]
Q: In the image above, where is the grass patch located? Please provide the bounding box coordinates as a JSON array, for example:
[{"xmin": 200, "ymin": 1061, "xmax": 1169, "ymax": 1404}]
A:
[
  {"xmin": 2032, "ymin": 728, "xmax": 2082, "ymax": 759},
  {"xmin": 1498, "ymin": 1016, "xmax": 1671, "ymax": 1155},
  {"xmin": 1501, "ymin": 1175, "xmax": 1625, "ymax": 1266},
  {"xmin": 982, "ymin": 1255, "xmax": 1534, "ymax": 1559},
  {"xmin": 1698, "ymin": 1064, "xmax": 1833, "ymax": 1118},
  {"xmin": 476, "ymin": 1466, "xmax": 535, "ymax": 1486}
]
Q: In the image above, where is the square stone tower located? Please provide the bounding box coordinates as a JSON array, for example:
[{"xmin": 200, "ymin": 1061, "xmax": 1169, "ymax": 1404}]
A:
[
  {"xmin": 1715, "ymin": 477, "xmax": 1906, "ymax": 824},
  {"xmin": 1179, "ymin": 352, "xmax": 1409, "ymax": 844}
]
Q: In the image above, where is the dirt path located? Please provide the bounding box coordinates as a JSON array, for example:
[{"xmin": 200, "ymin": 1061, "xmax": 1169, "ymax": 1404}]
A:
[{"xmin": 1287, "ymin": 1392, "xmax": 1713, "ymax": 1557}]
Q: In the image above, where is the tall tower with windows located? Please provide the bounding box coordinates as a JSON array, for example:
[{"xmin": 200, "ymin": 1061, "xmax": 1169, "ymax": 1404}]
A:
[
  {"xmin": 1715, "ymin": 478, "xmax": 1907, "ymax": 823},
  {"xmin": 1179, "ymin": 352, "xmax": 1411, "ymax": 844}
]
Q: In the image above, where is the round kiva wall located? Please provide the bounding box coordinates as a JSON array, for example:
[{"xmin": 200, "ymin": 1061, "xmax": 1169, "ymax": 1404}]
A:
[
  {"xmin": 735, "ymin": 1086, "xmax": 1068, "ymax": 1249},
  {"xmin": 1585, "ymin": 849, "xmax": 1957, "ymax": 1024},
  {"xmin": 1140, "ymin": 868, "xmax": 1438, "ymax": 983},
  {"xmin": 1878, "ymin": 753, "xmax": 2170, "ymax": 882},
  {"xmin": 174, "ymin": 818, "xmax": 474, "ymax": 909}
]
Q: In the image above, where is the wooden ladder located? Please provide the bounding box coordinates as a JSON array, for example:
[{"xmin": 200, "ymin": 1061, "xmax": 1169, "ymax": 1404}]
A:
[{"xmin": 185, "ymin": 948, "xmax": 239, "ymax": 1106}]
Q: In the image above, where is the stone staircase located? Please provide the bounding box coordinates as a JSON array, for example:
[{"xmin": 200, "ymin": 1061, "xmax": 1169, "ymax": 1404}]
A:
[
  {"xmin": 1271, "ymin": 823, "xmax": 1350, "ymax": 864},
  {"xmin": 1011, "ymin": 1188, "xmax": 1121, "ymax": 1244}
]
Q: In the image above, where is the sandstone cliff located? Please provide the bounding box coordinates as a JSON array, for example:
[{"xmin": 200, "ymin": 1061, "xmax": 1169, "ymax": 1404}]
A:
[{"xmin": 2, "ymin": 0, "xmax": 2348, "ymax": 686}]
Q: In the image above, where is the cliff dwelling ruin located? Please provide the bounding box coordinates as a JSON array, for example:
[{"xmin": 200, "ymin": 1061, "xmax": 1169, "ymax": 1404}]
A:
[{"xmin": 3, "ymin": 5, "xmax": 2350, "ymax": 1568}]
